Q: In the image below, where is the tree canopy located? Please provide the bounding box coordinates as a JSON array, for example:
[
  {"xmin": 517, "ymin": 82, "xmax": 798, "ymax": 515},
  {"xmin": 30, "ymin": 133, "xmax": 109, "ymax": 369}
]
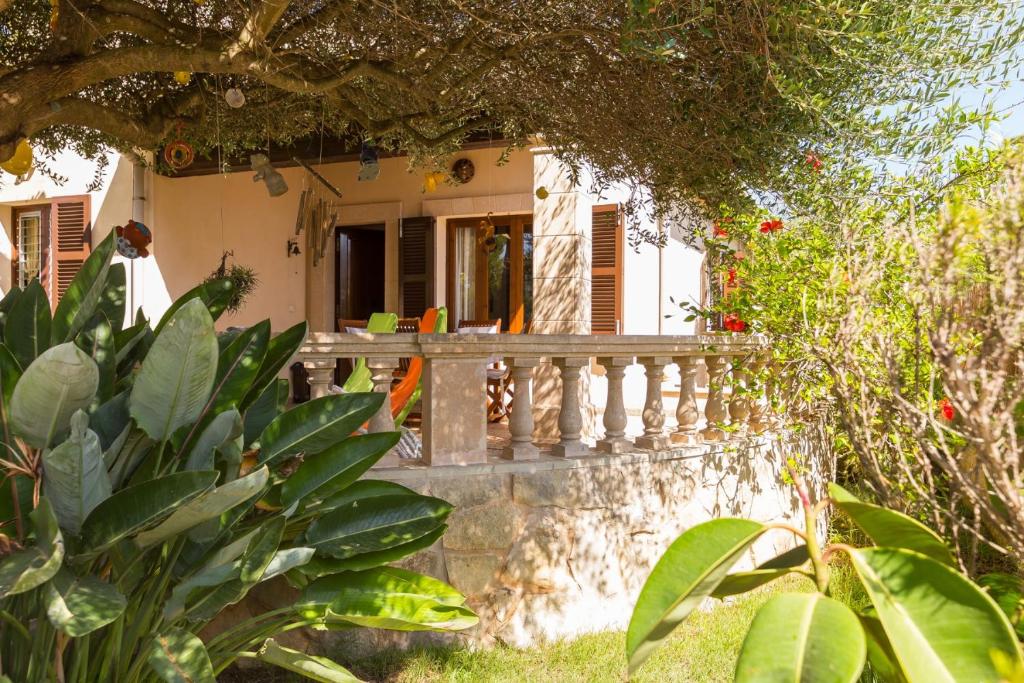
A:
[{"xmin": 1, "ymin": 0, "xmax": 1021, "ymax": 216}]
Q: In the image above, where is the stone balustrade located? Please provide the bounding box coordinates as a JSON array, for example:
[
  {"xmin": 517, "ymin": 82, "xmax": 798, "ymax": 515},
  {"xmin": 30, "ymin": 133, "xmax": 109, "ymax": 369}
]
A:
[{"xmin": 296, "ymin": 332, "xmax": 770, "ymax": 466}]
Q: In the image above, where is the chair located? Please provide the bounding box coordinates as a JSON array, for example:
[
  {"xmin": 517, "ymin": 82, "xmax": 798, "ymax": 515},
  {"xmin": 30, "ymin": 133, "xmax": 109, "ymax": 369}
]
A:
[
  {"xmin": 340, "ymin": 312, "xmax": 397, "ymax": 393},
  {"xmin": 395, "ymin": 317, "xmax": 421, "ymax": 378},
  {"xmin": 391, "ymin": 307, "xmax": 447, "ymax": 426},
  {"xmin": 457, "ymin": 318, "xmax": 511, "ymax": 422}
]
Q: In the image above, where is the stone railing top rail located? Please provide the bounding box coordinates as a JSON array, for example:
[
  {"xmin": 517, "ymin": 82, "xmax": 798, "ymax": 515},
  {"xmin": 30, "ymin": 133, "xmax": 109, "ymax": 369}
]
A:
[{"xmin": 298, "ymin": 332, "xmax": 767, "ymax": 360}]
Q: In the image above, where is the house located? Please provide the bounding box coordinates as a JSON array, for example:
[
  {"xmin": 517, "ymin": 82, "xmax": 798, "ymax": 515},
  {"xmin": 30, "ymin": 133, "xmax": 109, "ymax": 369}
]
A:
[{"xmin": 0, "ymin": 140, "xmax": 827, "ymax": 647}]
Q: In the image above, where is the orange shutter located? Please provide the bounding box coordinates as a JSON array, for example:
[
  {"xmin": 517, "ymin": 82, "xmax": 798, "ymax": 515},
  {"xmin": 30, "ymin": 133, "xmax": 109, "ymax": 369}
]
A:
[
  {"xmin": 398, "ymin": 216, "xmax": 435, "ymax": 318},
  {"xmin": 591, "ymin": 204, "xmax": 623, "ymax": 334},
  {"xmin": 49, "ymin": 196, "xmax": 91, "ymax": 309}
]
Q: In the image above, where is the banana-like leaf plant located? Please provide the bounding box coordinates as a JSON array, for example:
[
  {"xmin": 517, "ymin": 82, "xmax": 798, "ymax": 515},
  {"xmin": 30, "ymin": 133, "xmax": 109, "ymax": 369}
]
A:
[
  {"xmin": 0, "ymin": 233, "xmax": 475, "ymax": 682},
  {"xmin": 627, "ymin": 466, "xmax": 1024, "ymax": 682}
]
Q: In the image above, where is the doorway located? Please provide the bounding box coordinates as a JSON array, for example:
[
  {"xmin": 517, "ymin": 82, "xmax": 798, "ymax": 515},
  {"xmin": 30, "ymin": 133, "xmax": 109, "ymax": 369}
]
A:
[
  {"xmin": 335, "ymin": 224, "xmax": 386, "ymax": 326},
  {"xmin": 447, "ymin": 214, "xmax": 533, "ymax": 332}
]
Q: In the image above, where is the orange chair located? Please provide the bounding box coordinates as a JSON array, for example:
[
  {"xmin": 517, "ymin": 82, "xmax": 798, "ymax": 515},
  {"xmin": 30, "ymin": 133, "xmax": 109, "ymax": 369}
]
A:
[{"xmin": 391, "ymin": 308, "xmax": 446, "ymax": 425}]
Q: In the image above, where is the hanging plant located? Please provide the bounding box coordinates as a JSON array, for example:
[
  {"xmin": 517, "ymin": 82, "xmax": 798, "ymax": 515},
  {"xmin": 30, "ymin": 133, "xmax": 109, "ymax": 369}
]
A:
[{"xmin": 204, "ymin": 251, "xmax": 258, "ymax": 313}]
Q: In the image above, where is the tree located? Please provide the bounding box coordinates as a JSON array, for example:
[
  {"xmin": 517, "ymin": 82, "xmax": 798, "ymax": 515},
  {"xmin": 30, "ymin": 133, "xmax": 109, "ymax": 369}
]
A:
[{"xmin": 1, "ymin": 0, "xmax": 1021, "ymax": 220}]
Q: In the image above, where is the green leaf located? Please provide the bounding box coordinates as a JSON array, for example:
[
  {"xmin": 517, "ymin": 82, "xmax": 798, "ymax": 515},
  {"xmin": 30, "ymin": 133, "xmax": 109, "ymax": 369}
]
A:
[
  {"xmin": 105, "ymin": 428, "xmax": 153, "ymax": 489},
  {"xmin": 243, "ymin": 378, "xmax": 287, "ymax": 447},
  {"xmin": 829, "ymin": 483, "xmax": 954, "ymax": 566},
  {"xmin": 0, "ymin": 472, "xmax": 32, "ymax": 530},
  {"xmin": 712, "ymin": 568, "xmax": 798, "ymax": 599},
  {"xmin": 147, "ymin": 628, "xmax": 215, "ymax": 683},
  {"xmin": 114, "ymin": 320, "xmax": 149, "ymax": 365},
  {"xmin": 239, "ymin": 515, "xmax": 285, "ymax": 583},
  {"xmin": 242, "ymin": 321, "xmax": 307, "ymax": 409},
  {"xmin": 98, "ymin": 262, "xmax": 126, "ymax": 333},
  {"xmin": 130, "ymin": 298, "xmax": 218, "ymax": 442},
  {"xmin": 305, "ymin": 494, "xmax": 452, "ymax": 559},
  {"xmin": 42, "ymin": 410, "xmax": 111, "ymax": 535},
  {"xmin": 90, "ymin": 390, "xmax": 130, "ymax": 451},
  {"xmin": 81, "ymin": 471, "xmax": 217, "ymax": 551},
  {"xmin": 299, "ymin": 567, "xmax": 477, "ymax": 631},
  {"xmin": 75, "ymin": 312, "xmax": 116, "ymax": 403},
  {"xmin": 154, "ymin": 278, "xmax": 234, "ymax": 336},
  {"xmin": 256, "ymin": 638, "xmax": 362, "ymax": 682},
  {"xmin": 758, "ymin": 544, "xmax": 810, "ymax": 569},
  {"xmin": 184, "ymin": 409, "xmax": 242, "ymax": 472},
  {"xmin": 45, "ymin": 567, "xmax": 126, "ymax": 636},
  {"xmin": 0, "ymin": 287, "xmax": 22, "ymax": 333},
  {"xmin": 134, "ymin": 467, "xmax": 268, "ymax": 549},
  {"xmin": 10, "ymin": 342, "xmax": 98, "ymax": 448},
  {"xmin": 5, "ymin": 279, "xmax": 51, "ymax": 368},
  {"xmin": 978, "ymin": 573, "xmax": 1024, "ymax": 638},
  {"xmin": 850, "ymin": 546, "xmax": 1023, "ymax": 681},
  {"xmin": 300, "ymin": 525, "xmax": 447, "ymax": 574},
  {"xmin": 211, "ymin": 321, "xmax": 268, "ymax": 413},
  {"xmin": 735, "ymin": 592, "xmax": 865, "ymax": 682},
  {"xmin": 0, "ymin": 498, "xmax": 64, "ymax": 597},
  {"xmin": 0, "ymin": 343, "xmax": 23, "ymax": 410},
  {"xmin": 52, "ymin": 231, "xmax": 115, "ymax": 343},
  {"xmin": 627, "ymin": 518, "xmax": 767, "ymax": 674},
  {"xmin": 257, "ymin": 392, "xmax": 383, "ymax": 466},
  {"xmin": 282, "ymin": 432, "xmax": 400, "ymax": 507},
  {"xmin": 860, "ymin": 614, "xmax": 908, "ymax": 683}
]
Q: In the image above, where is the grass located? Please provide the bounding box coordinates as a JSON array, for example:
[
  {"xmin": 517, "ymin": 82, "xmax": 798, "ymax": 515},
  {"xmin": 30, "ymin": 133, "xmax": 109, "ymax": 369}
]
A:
[{"xmin": 347, "ymin": 575, "xmax": 819, "ymax": 683}]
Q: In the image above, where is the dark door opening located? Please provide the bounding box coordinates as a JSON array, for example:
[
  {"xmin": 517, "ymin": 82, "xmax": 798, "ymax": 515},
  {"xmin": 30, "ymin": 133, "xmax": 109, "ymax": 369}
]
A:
[{"xmin": 335, "ymin": 224, "xmax": 386, "ymax": 325}]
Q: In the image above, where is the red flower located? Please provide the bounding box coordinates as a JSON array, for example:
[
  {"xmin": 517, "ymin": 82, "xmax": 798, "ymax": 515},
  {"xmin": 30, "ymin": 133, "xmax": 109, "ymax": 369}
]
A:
[
  {"xmin": 805, "ymin": 152, "xmax": 823, "ymax": 173},
  {"xmin": 723, "ymin": 313, "xmax": 747, "ymax": 333},
  {"xmin": 713, "ymin": 223, "xmax": 729, "ymax": 239},
  {"xmin": 726, "ymin": 267, "xmax": 737, "ymax": 287},
  {"xmin": 760, "ymin": 218, "xmax": 784, "ymax": 234},
  {"xmin": 938, "ymin": 397, "xmax": 955, "ymax": 421}
]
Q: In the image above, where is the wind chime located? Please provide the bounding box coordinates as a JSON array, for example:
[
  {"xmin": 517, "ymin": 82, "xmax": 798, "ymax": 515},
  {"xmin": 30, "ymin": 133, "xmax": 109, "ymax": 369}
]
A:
[{"xmin": 293, "ymin": 157, "xmax": 342, "ymax": 266}]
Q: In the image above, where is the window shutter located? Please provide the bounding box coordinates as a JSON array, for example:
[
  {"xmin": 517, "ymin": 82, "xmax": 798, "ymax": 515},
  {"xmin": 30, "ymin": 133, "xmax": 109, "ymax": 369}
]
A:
[
  {"xmin": 591, "ymin": 204, "xmax": 623, "ymax": 334},
  {"xmin": 49, "ymin": 196, "xmax": 91, "ymax": 308},
  {"xmin": 398, "ymin": 216, "xmax": 434, "ymax": 318}
]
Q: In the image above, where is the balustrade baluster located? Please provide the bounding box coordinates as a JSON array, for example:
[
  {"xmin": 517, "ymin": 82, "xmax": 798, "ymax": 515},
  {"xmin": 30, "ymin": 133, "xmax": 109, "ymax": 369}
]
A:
[
  {"xmin": 552, "ymin": 358, "xmax": 590, "ymax": 457},
  {"xmin": 367, "ymin": 357, "xmax": 399, "ymax": 434},
  {"xmin": 636, "ymin": 356, "xmax": 672, "ymax": 450},
  {"xmin": 702, "ymin": 353, "xmax": 728, "ymax": 441},
  {"xmin": 303, "ymin": 358, "xmax": 335, "ymax": 400},
  {"xmin": 672, "ymin": 355, "xmax": 700, "ymax": 444},
  {"xmin": 503, "ymin": 357, "xmax": 540, "ymax": 460},
  {"xmin": 596, "ymin": 356, "xmax": 634, "ymax": 453}
]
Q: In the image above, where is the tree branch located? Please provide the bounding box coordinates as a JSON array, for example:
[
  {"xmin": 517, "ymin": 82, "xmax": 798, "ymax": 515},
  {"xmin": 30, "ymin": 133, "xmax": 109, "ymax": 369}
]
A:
[{"xmin": 227, "ymin": 0, "xmax": 293, "ymax": 58}]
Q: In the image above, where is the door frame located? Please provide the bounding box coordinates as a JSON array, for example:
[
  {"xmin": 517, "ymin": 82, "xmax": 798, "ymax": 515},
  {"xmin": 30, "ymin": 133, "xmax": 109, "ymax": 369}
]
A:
[{"xmin": 446, "ymin": 213, "xmax": 532, "ymax": 332}]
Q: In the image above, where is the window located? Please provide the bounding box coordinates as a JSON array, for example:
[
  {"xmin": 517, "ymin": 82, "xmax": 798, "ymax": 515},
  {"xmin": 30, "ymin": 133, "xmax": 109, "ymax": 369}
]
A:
[{"xmin": 17, "ymin": 210, "xmax": 42, "ymax": 288}]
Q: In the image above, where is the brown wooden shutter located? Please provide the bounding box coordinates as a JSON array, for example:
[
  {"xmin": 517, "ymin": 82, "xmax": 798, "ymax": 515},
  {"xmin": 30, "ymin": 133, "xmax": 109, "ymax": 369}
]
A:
[
  {"xmin": 49, "ymin": 195, "xmax": 91, "ymax": 308},
  {"xmin": 591, "ymin": 204, "xmax": 623, "ymax": 334},
  {"xmin": 398, "ymin": 216, "xmax": 434, "ymax": 318}
]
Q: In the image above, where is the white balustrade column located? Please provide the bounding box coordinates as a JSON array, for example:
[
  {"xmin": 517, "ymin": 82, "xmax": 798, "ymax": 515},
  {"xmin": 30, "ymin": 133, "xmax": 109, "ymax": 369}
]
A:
[
  {"xmin": 728, "ymin": 357, "xmax": 751, "ymax": 435},
  {"xmin": 748, "ymin": 353, "xmax": 769, "ymax": 434},
  {"xmin": 672, "ymin": 355, "xmax": 700, "ymax": 445},
  {"xmin": 367, "ymin": 357, "xmax": 399, "ymax": 433},
  {"xmin": 596, "ymin": 356, "xmax": 634, "ymax": 454},
  {"xmin": 702, "ymin": 354, "xmax": 728, "ymax": 441},
  {"xmin": 635, "ymin": 356, "xmax": 672, "ymax": 450},
  {"xmin": 502, "ymin": 357, "xmax": 540, "ymax": 461},
  {"xmin": 552, "ymin": 357, "xmax": 590, "ymax": 457},
  {"xmin": 422, "ymin": 355, "xmax": 489, "ymax": 466},
  {"xmin": 303, "ymin": 358, "xmax": 335, "ymax": 400}
]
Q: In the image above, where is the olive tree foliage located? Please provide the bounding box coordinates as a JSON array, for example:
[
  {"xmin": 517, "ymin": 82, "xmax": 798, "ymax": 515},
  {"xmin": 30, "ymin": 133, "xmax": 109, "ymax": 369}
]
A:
[{"xmin": 0, "ymin": 0, "xmax": 1022, "ymax": 229}]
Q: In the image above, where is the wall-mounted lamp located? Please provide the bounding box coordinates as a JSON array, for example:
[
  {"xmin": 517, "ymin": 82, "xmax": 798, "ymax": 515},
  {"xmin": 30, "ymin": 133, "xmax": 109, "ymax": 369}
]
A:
[{"xmin": 287, "ymin": 239, "xmax": 301, "ymax": 257}]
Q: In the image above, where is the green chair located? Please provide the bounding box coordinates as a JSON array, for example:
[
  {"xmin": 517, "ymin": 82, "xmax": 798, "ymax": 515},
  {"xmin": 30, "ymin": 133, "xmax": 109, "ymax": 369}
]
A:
[{"xmin": 341, "ymin": 312, "xmax": 397, "ymax": 393}]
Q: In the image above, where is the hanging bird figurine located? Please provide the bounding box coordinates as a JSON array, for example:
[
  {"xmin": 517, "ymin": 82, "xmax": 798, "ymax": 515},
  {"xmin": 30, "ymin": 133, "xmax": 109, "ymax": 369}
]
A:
[
  {"xmin": 251, "ymin": 153, "xmax": 288, "ymax": 197},
  {"xmin": 358, "ymin": 141, "xmax": 380, "ymax": 181},
  {"xmin": 115, "ymin": 219, "xmax": 152, "ymax": 259}
]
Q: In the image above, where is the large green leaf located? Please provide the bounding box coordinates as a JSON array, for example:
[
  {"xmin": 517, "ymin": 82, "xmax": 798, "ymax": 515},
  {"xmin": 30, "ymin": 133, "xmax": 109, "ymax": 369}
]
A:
[
  {"xmin": 155, "ymin": 278, "xmax": 234, "ymax": 336},
  {"xmin": 243, "ymin": 378, "xmax": 287, "ymax": 447},
  {"xmin": 134, "ymin": 467, "xmax": 268, "ymax": 548},
  {"xmin": 627, "ymin": 518, "xmax": 767, "ymax": 674},
  {"xmin": 42, "ymin": 410, "xmax": 112, "ymax": 535},
  {"xmin": 299, "ymin": 567, "xmax": 477, "ymax": 631},
  {"xmin": 0, "ymin": 343, "xmax": 22, "ymax": 415},
  {"xmin": 210, "ymin": 321, "xmax": 268, "ymax": 413},
  {"xmin": 256, "ymin": 638, "xmax": 361, "ymax": 682},
  {"xmin": 97, "ymin": 262, "xmax": 126, "ymax": 333},
  {"xmin": 130, "ymin": 298, "xmax": 218, "ymax": 442},
  {"xmin": 282, "ymin": 432, "xmax": 400, "ymax": 507},
  {"xmin": 75, "ymin": 312, "xmax": 116, "ymax": 403},
  {"xmin": 10, "ymin": 342, "xmax": 98, "ymax": 448},
  {"xmin": 830, "ymin": 484, "xmax": 954, "ymax": 566},
  {"xmin": 114, "ymin": 319, "xmax": 149, "ymax": 365},
  {"xmin": 52, "ymin": 231, "xmax": 115, "ymax": 343},
  {"xmin": 0, "ymin": 287, "xmax": 22, "ymax": 333},
  {"xmin": 105, "ymin": 427, "xmax": 153, "ymax": 489},
  {"xmin": 735, "ymin": 592, "xmax": 866, "ymax": 682},
  {"xmin": 90, "ymin": 390, "xmax": 130, "ymax": 451},
  {"xmin": 184, "ymin": 409, "xmax": 242, "ymax": 472},
  {"xmin": 304, "ymin": 494, "xmax": 452, "ymax": 559},
  {"xmin": 147, "ymin": 628, "xmax": 215, "ymax": 683},
  {"xmin": 5, "ymin": 279, "xmax": 51, "ymax": 369},
  {"xmin": 81, "ymin": 470, "xmax": 218, "ymax": 551},
  {"xmin": 850, "ymin": 546, "xmax": 1023, "ymax": 682},
  {"xmin": 299, "ymin": 526, "xmax": 447, "ymax": 574},
  {"xmin": 0, "ymin": 499, "xmax": 64, "ymax": 597},
  {"xmin": 978, "ymin": 573, "xmax": 1024, "ymax": 638},
  {"xmin": 860, "ymin": 614, "xmax": 908, "ymax": 683},
  {"xmin": 713, "ymin": 543, "xmax": 811, "ymax": 598},
  {"xmin": 45, "ymin": 567, "xmax": 126, "ymax": 636},
  {"xmin": 257, "ymin": 392, "xmax": 383, "ymax": 466},
  {"xmin": 242, "ymin": 321, "xmax": 307, "ymax": 409}
]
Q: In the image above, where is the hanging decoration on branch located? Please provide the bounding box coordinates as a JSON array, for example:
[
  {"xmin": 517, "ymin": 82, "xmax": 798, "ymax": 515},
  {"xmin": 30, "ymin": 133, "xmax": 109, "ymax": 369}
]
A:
[
  {"xmin": 358, "ymin": 142, "xmax": 380, "ymax": 182},
  {"xmin": 452, "ymin": 158, "xmax": 475, "ymax": 184},
  {"xmin": 293, "ymin": 157, "xmax": 342, "ymax": 266},
  {"xmin": 173, "ymin": 71, "xmax": 191, "ymax": 85},
  {"xmin": 224, "ymin": 87, "xmax": 245, "ymax": 108},
  {"xmin": 163, "ymin": 124, "xmax": 194, "ymax": 171},
  {"xmin": 251, "ymin": 153, "xmax": 288, "ymax": 197},
  {"xmin": 0, "ymin": 139, "xmax": 33, "ymax": 176},
  {"xmin": 115, "ymin": 219, "xmax": 152, "ymax": 259},
  {"xmin": 422, "ymin": 170, "xmax": 448, "ymax": 193}
]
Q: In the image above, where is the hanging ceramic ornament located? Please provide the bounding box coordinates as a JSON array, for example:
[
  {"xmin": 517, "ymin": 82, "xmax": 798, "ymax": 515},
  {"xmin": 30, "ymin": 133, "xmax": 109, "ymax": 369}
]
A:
[
  {"xmin": 163, "ymin": 138, "xmax": 194, "ymax": 171},
  {"xmin": 115, "ymin": 220, "xmax": 152, "ymax": 259},
  {"xmin": 0, "ymin": 139, "xmax": 33, "ymax": 176},
  {"xmin": 423, "ymin": 170, "xmax": 447, "ymax": 193},
  {"xmin": 251, "ymin": 153, "xmax": 288, "ymax": 197},
  {"xmin": 452, "ymin": 158, "xmax": 475, "ymax": 184},
  {"xmin": 173, "ymin": 71, "xmax": 191, "ymax": 85},
  {"xmin": 535, "ymin": 186, "xmax": 549, "ymax": 200},
  {"xmin": 224, "ymin": 87, "xmax": 245, "ymax": 108},
  {"xmin": 358, "ymin": 142, "xmax": 380, "ymax": 181}
]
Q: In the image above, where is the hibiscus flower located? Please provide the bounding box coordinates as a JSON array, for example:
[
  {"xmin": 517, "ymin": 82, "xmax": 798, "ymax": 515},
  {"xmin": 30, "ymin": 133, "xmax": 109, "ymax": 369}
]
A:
[
  {"xmin": 938, "ymin": 397, "xmax": 955, "ymax": 421},
  {"xmin": 760, "ymin": 218, "xmax": 784, "ymax": 234},
  {"xmin": 723, "ymin": 313, "xmax": 747, "ymax": 332},
  {"xmin": 726, "ymin": 267, "xmax": 737, "ymax": 287}
]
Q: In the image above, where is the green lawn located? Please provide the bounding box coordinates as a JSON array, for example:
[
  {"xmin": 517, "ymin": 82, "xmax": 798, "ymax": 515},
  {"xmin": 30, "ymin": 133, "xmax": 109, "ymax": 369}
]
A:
[{"xmin": 349, "ymin": 575, "xmax": 817, "ymax": 683}]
